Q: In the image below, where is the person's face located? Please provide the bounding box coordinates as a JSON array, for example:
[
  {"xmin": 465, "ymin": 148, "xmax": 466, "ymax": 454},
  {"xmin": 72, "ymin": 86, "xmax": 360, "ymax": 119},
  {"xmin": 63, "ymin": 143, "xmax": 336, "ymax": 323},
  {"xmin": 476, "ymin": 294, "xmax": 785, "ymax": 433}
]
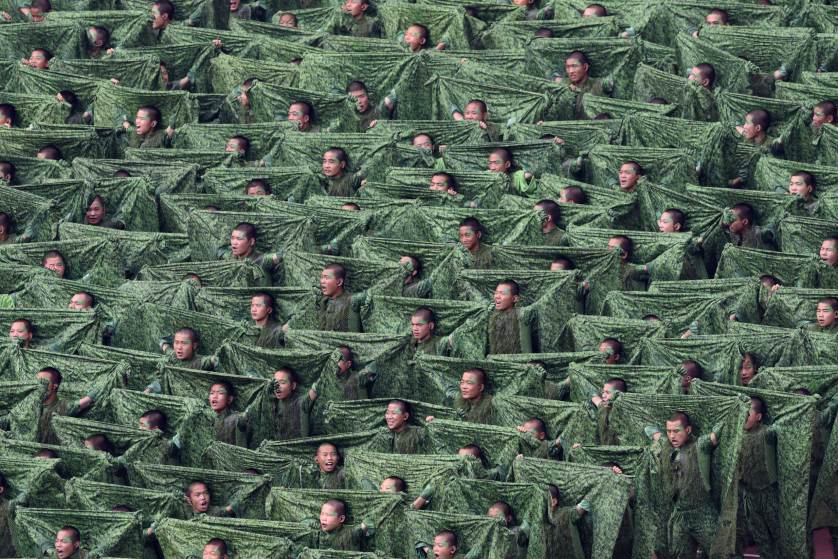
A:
[
  {"xmin": 337, "ymin": 348, "xmax": 352, "ymax": 374},
  {"xmin": 820, "ymin": 240, "xmax": 838, "ymax": 266},
  {"xmin": 457, "ymin": 447, "xmax": 480, "ymax": 459},
  {"xmin": 151, "ymin": 5, "xmax": 169, "ymax": 29},
  {"xmin": 521, "ymin": 420, "xmax": 545, "ymax": 440},
  {"xmin": 173, "ymin": 332, "xmax": 197, "ymax": 361},
  {"xmin": 384, "ymin": 402, "xmax": 410, "ymax": 431},
  {"xmin": 464, "ymin": 102, "xmax": 486, "ymax": 122},
  {"xmin": 54, "ymin": 530, "xmax": 80, "ymax": 559},
  {"xmin": 493, "ymin": 284, "xmax": 518, "ymax": 311},
  {"xmin": 564, "ymin": 57, "xmax": 589, "ymax": 84},
  {"xmin": 657, "ymin": 212, "xmax": 680, "ymax": 233},
  {"xmin": 558, "ymin": 189, "xmax": 574, "ymax": 204},
  {"xmin": 29, "ymin": 50, "xmax": 49, "ymax": 69},
  {"xmin": 458, "ymin": 226, "xmax": 480, "ymax": 251},
  {"xmin": 10, "ymin": 321, "xmax": 32, "ymax": 345},
  {"xmin": 413, "ymin": 134, "xmax": 433, "ymax": 150},
  {"xmin": 134, "ymin": 109, "xmax": 157, "ymax": 135},
  {"xmin": 687, "ymin": 67, "xmax": 709, "ymax": 88},
  {"xmin": 665, "ymin": 420, "xmax": 691, "ymax": 448},
  {"xmin": 379, "ymin": 478, "xmax": 400, "ymax": 493},
  {"xmin": 459, "ymin": 371, "xmax": 484, "ymax": 400},
  {"xmin": 68, "ymin": 293, "xmax": 91, "ymax": 311},
  {"xmin": 812, "ymin": 108, "xmax": 833, "ymax": 129},
  {"xmin": 229, "ymin": 0, "xmax": 240, "ymax": 11},
  {"xmin": 601, "ymin": 382, "xmax": 621, "ymax": 402},
  {"xmin": 278, "ymin": 13, "xmax": 296, "ymax": 27},
  {"xmin": 29, "ymin": 6, "xmax": 44, "ymax": 20},
  {"xmin": 36, "ymin": 371, "xmax": 57, "ymax": 398},
  {"xmin": 404, "ymin": 26, "xmax": 426, "ymax": 51},
  {"xmin": 581, "ymin": 5, "xmax": 602, "ymax": 17},
  {"xmin": 705, "ymin": 11, "xmax": 725, "ymax": 25},
  {"xmin": 138, "ymin": 417, "xmax": 158, "ymax": 431},
  {"xmin": 430, "ymin": 174, "xmax": 449, "ymax": 191},
  {"xmin": 681, "ymin": 373, "xmax": 695, "ymax": 392},
  {"xmin": 432, "ymin": 535, "xmax": 457, "ymax": 559},
  {"xmin": 349, "ymin": 89, "xmax": 370, "ymax": 113},
  {"xmin": 225, "ymin": 138, "xmax": 246, "ymax": 156},
  {"xmin": 598, "ymin": 341, "xmax": 619, "ymax": 364},
  {"xmin": 322, "ymin": 151, "xmax": 345, "ymax": 178},
  {"xmin": 0, "ymin": 113, "xmax": 11, "ymax": 128},
  {"xmin": 320, "ymin": 268, "xmax": 343, "ymax": 297},
  {"xmin": 606, "ymin": 238, "xmax": 628, "ymax": 262},
  {"xmin": 208, "ymin": 383, "xmax": 233, "ymax": 413},
  {"xmin": 740, "ymin": 115, "xmax": 761, "ymax": 140},
  {"xmin": 816, "ymin": 302, "xmax": 838, "ymax": 327},
  {"xmin": 740, "ymin": 355, "xmax": 756, "ymax": 385},
  {"xmin": 618, "ymin": 163, "xmax": 640, "ymax": 191},
  {"xmin": 788, "ymin": 175, "xmax": 812, "ymax": 199},
  {"xmin": 246, "ymin": 184, "xmax": 267, "ymax": 196},
  {"xmin": 512, "ymin": 0, "xmax": 533, "ymax": 6},
  {"xmin": 159, "ymin": 63, "xmax": 170, "ymax": 84},
  {"xmin": 43, "ymin": 255, "xmax": 66, "ymax": 277},
  {"xmin": 187, "ymin": 483, "xmax": 211, "ymax": 513},
  {"xmin": 319, "ymin": 503, "xmax": 345, "ymax": 532},
  {"xmin": 549, "ymin": 261, "xmax": 566, "ymax": 272},
  {"xmin": 272, "ymin": 370, "xmax": 297, "ymax": 400},
  {"xmin": 230, "ymin": 229, "xmax": 255, "ymax": 258},
  {"xmin": 287, "ymin": 104, "xmax": 310, "ymax": 129},
  {"xmin": 250, "ymin": 295, "xmax": 272, "ymax": 322},
  {"xmin": 85, "ymin": 198, "xmax": 105, "ymax": 225},
  {"xmin": 342, "ymin": 0, "xmax": 367, "ymax": 18},
  {"xmin": 727, "ymin": 211, "xmax": 747, "ymax": 235},
  {"xmin": 744, "ymin": 404, "xmax": 762, "ymax": 431},
  {"xmin": 411, "ymin": 314, "xmax": 434, "ymax": 342},
  {"xmin": 315, "ymin": 444, "xmax": 339, "ymax": 472},
  {"xmin": 487, "ymin": 153, "xmax": 510, "ymax": 174},
  {"xmin": 203, "ymin": 543, "xmax": 227, "ymax": 559}
]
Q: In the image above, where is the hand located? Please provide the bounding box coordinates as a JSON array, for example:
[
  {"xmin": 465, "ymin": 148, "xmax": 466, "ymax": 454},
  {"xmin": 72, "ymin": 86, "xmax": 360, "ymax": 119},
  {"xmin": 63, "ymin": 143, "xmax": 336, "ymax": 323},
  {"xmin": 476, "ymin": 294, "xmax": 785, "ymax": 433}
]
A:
[
  {"xmin": 553, "ymin": 76, "xmax": 563, "ymax": 84},
  {"xmin": 425, "ymin": 415, "xmax": 435, "ymax": 423},
  {"xmin": 178, "ymin": 76, "xmax": 190, "ymax": 89},
  {"xmin": 770, "ymin": 283, "xmax": 780, "ymax": 292},
  {"xmin": 308, "ymin": 387, "xmax": 318, "ymax": 401},
  {"xmin": 435, "ymin": 42, "xmax": 446, "ymax": 51},
  {"xmin": 653, "ymin": 432, "xmax": 662, "ymax": 441},
  {"xmin": 166, "ymin": 126, "xmax": 174, "ymax": 138},
  {"xmin": 728, "ymin": 314, "xmax": 738, "ymax": 321},
  {"xmin": 524, "ymin": 171, "xmax": 533, "ymax": 180},
  {"xmin": 368, "ymin": 120, "xmax": 377, "ymax": 128},
  {"xmin": 553, "ymin": 137, "xmax": 564, "ymax": 144},
  {"xmin": 735, "ymin": 125, "xmax": 745, "ymax": 136},
  {"xmin": 515, "ymin": 453, "xmax": 524, "ymax": 459},
  {"xmin": 452, "ymin": 111, "xmax": 464, "ymax": 121},
  {"xmin": 478, "ymin": 121, "xmax": 487, "ymax": 129},
  {"xmin": 106, "ymin": 48, "xmax": 115, "ymax": 56},
  {"xmin": 610, "ymin": 465, "xmax": 623, "ymax": 475},
  {"xmin": 691, "ymin": 30, "xmax": 699, "ymax": 39},
  {"xmin": 591, "ymin": 395, "xmax": 603, "ymax": 407},
  {"xmin": 680, "ymin": 329, "xmax": 692, "ymax": 339},
  {"xmin": 212, "ymin": 39, "xmax": 223, "ymax": 48},
  {"xmin": 160, "ymin": 342, "xmax": 171, "ymax": 352},
  {"xmin": 571, "ymin": 442, "xmax": 581, "ymax": 449},
  {"xmin": 1, "ymin": 11, "xmax": 11, "ymax": 20},
  {"xmin": 384, "ymin": 97, "xmax": 394, "ymax": 110},
  {"xmin": 282, "ymin": 322, "xmax": 289, "ymax": 333},
  {"xmin": 772, "ymin": 69, "xmax": 785, "ymax": 81},
  {"xmin": 728, "ymin": 177, "xmax": 744, "ymax": 188}
]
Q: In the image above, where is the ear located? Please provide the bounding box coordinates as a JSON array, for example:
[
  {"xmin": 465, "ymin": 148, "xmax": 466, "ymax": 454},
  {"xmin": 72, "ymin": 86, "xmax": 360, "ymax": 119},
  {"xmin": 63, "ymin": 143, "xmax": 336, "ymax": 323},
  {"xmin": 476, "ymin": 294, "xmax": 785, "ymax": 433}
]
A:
[
  {"xmin": 513, "ymin": 294, "xmax": 520, "ymax": 304},
  {"xmin": 673, "ymin": 223, "xmax": 682, "ymax": 232},
  {"xmin": 685, "ymin": 425, "xmax": 692, "ymax": 435},
  {"xmin": 338, "ymin": 514, "xmax": 346, "ymax": 523},
  {"xmin": 429, "ymin": 321, "xmax": 435, "ymax": 332}
]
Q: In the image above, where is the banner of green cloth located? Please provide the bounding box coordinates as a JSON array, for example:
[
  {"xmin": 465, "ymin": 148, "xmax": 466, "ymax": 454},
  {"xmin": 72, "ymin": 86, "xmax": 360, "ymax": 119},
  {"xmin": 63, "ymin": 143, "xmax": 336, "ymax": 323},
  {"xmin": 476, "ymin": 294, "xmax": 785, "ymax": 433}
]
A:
[
  {"xmin": 71, "ymin": 157, "xmax": 199, "ymax": 194},
  {"xmin": 0, "ymin": 127, "xmax": 113, "ymax": 160},
  {"xmin": 378, "ymin": 2, "xmax": 476, "ymax": 50},
  {"xmin": 322, "ymin": 397, "xmax": 455, "ymax": 435},
  {"xmin": 52, "ymin": 415, "xmax": 173, "ymax": 464},
  {"xmin": 691, "ymin": 379, "xmax": 818, "ymax": 559},
  {"xmin": 137, "ymin": 260, "xmax": 268, "ymax": 287},
  {"xmin": 511, "ymin": 457, "xmax": 633, "ymax": 559},
  {"xmin": 154, "ymin": 517, "xmax": 295, "ymax": 558},
  {"xmin": 265, "ymin": 487, "xmax": 406, "ymax": 555},
  {"xmin": 65, "ymin": 478, "xmax": 188, "ymax": 522},
  {"xmin": 14, "ymin": 507, "xmax": 143, "ymax": 558},
  {"xmin": 481, "ymin": 17, "xmax": 621, "ymax": 49},
  {"xmin": 0, "ymin": 453, "xmax": 65, "ymax": 509},
  {"xmin": 0, "ymin": 307, "xmax": 104, "ymax": 353},
  {"xmin": 602, "ymin": 290, "xmax": 734, "ymax": 337},
  {"xmin": 675, "ymin": 32, "xmax": 757, "ymax": 94},
  {"xmin": 405, "ymin": 509, "xmax": 517, "ymax": 559},
  {"xmin": 128, "ymin": 462, "xmax": 272, "ymax": 518},
  {"xmin": 560, "ymin": 314, "xmax": 666, "ymax": 355},
  {"xmin": 762, "ymin": 287, "xmax": 838, "ymax": 328},
  {"xmin": 0, "ymin": 185, "xmax": 61, "ymax": 242},
  {"xmin": 0, "ymin": 436, "xmax": 115, "ymax": 482}
]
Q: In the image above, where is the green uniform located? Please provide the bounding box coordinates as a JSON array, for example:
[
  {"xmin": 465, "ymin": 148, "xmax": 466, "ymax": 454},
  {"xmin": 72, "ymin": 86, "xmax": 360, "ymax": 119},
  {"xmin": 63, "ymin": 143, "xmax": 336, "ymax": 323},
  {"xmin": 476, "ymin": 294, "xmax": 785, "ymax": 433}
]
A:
[
  {"xmin": 453, "ymin": 394, "xmax": 494, "ymax": 424},
  {"xmin": 621, "ymin": 262, "xmax": 649, "ymax": 291},
  {"xmin": 255, "ymin": 319, "xmax": 285, "ymax": 348},
  {"xmin": 542, "ymin": 227, "xmax": 564, "ymax": 246},
  {"xmin": 594, "ymin": 402, "xmax": 619, "ymax": 445},
  {"xmin": 309, "ymin": 467, "xmax": 347, "ymax": 490},
  {"xmin": 807, "ymin": 322, "xmax": 838, "ymax": 335},
  {"xmin": 170, "ymin": 352, "xmax": 213, "ymax": 371},
  {"xmin": 337, "ymin": 14, "xmax": 381, "ymax": 38},
  {"xmin": 185, "ymin": 505, "xmax": 230, "ymax": 519},
  {"xmin": 406, "ymin": 335, "xmax": 443, "ymax": 360},
  {"xmin": 545, "ymin": 506, "xmax": 585, "ymax": 559},
  {"xmin": 487, "ymin": 308, "xmax": 532, "ymax": 355},
  {"xmin": 213, "ymin": 408, "xmax": 249, "ymax": 447},
  {"xmin": 728, "ymin": 225, "xmax": 776, "ymax": 251},
  {"xmin": 316, "ymin": 290, "xmax": 359, "ymax": 332},
  {"xmin": 323, "ymin": 173, "xmax": 362, "ymax": 197},
  {"xmin": 402, "ymin": 278, "xmax": 432, "ymax": 299},
  {"xmin": 48, "ymin": 549, "xmax": 88, "ymax": 559},
  {"xmin": 128, "ymin": 128, "xmax": 169, "ymax": 149},
  {"xmin": 371, "ymin": 425, "xmax": 428, "ymax": 454},
  {"xmin": 571, "ymin": 77, "xmax": 604, "ymax": 119},
  {"xmin": 319, "ymin": 524, "xmax": 365, "ymax": 551},
  {"xmin": 0, "ymin": 499, "xmax": 16, "ymax": 557},
  {"xmin": 656, "ymin": 434, "xmax": 718, "ymax": 559},
  {"xmin": 267, "ymin": 391, "xmax": 314, "ymax": 440},
  {"xmin": 333, "ymin": 369, "xmax": 370, "ymax": 401},
  {"xmin": 37, "ymin": 398, "xmax": 75, "ymax": 445},
  {"xmin": 468, "ymin": 243, "xmax": 493, "ymax": 269},
  {"xmin": 737, "ymin": 424, "xmax": 780, "ymax": 559}
]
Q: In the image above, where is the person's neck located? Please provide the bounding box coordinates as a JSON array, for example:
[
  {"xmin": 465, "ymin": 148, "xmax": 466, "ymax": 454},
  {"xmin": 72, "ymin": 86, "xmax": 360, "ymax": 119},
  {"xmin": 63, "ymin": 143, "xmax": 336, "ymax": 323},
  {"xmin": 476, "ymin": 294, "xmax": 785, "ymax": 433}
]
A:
[
  {"xmin": 463, "ymin": 393, "xmax": 483, "ymax": 403},
  {"xmin": 415, "ymin": 333, "xmax": 431, "ymax": 344},
  {"xmin": 469, "ymin": 243, "xmax": 481, "ymax": 254},
  {"xmin": 352, "ymin": 12, "xmax": 365, "ymax": 20},
  {"xmin": 43, "ymin": 393, "xmax": 58, "ymax": 406},
  {"xmin": 329, "ymin": 172, "xmax": 345, "ymax": 181},
  {"xmin": 255, "ymin": 315, "xmax": 270, "ymax": 327},
  {"xmin": 215, "ymin": 407, "xmax": 229, "ymax": 417},
  {"xmin": 750, "ymin": 132, "xmax": 766, "ymax": 145},
  {"xmin": 392, "ymin": 423, "xmax": 407, "ymax": 433},
  {"xmin": 542, "ymin": 222, "xmax": 556, "ymax": 234},
  {"xmin": 329, "ymin": 288, "xmax": 344, "ymax": 300},
  {"xmin": 572, "ymin": 74, "xmax": 589, "ymax": 87},
  {"xmin": 235, "ymin": 248, "xmax": 254, "ymax": 260}
]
